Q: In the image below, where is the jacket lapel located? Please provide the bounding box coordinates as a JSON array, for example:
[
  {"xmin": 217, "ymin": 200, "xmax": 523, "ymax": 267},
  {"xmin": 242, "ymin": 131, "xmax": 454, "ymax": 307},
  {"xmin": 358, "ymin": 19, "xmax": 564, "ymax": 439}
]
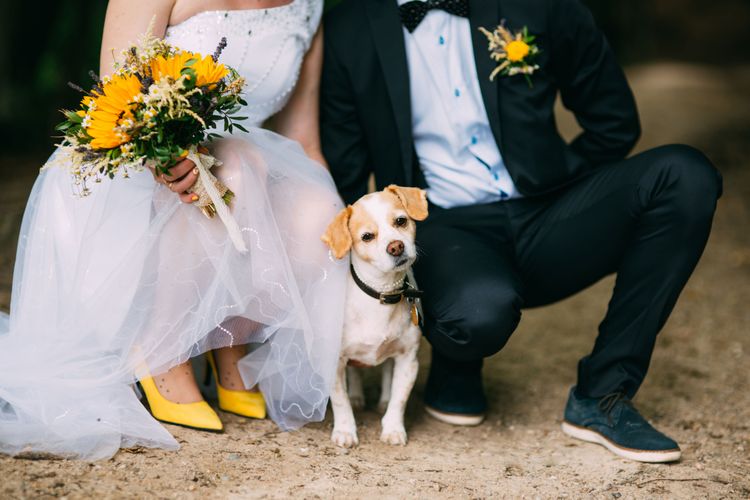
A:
[
  {"xmin": 469, "ymin": 0, "xmax": 502, "ymax": 148},
  {"xmin": 365, "ymin": 0, "xmax": 414, "ymax": 184}
]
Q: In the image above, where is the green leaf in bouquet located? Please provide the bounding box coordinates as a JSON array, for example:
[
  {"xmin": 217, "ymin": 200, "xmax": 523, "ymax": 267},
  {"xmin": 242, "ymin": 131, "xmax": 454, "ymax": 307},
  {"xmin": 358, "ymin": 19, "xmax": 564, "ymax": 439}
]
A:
[
  {"xmin": 181, "ymin": 67, "xmax": 197, "ymax": 89},
  {"xmin": 64, "ymin": 110, "xmax": 84, "ymax": 123}
]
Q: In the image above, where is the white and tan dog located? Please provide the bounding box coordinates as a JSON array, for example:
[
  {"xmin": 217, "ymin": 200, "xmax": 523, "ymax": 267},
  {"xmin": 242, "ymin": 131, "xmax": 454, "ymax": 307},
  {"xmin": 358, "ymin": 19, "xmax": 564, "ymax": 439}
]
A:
[{"xmin": 322, "ymin": 185, "xmax": 428, "ymax": 447}]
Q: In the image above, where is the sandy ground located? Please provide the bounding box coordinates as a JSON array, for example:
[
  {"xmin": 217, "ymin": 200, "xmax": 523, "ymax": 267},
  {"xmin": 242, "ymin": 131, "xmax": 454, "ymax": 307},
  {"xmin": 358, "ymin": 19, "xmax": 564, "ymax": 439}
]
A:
[{"xmin": 1, "ymin": 64, "xmax": 749, "ymax": 499}]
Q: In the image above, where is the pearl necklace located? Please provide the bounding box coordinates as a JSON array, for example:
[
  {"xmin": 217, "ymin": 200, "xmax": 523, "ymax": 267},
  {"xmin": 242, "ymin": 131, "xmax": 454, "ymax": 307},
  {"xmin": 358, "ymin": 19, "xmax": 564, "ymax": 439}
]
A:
[{"xmin": 351, "ymin": 264, "xmax": 406, "ymax": 294}]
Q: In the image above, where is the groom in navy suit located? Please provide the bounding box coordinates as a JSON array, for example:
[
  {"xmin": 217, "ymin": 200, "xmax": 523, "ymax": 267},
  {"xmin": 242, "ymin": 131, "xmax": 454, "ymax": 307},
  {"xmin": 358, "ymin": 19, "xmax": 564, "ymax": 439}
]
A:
[{"xmin": 320, "ymin": 0, "xmax": 721, "ymax": 462}]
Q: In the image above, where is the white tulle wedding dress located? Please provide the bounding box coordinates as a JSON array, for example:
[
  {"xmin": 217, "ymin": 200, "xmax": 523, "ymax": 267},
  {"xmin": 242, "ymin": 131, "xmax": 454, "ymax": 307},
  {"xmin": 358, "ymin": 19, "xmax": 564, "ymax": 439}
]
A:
[{"xmin": 0, "ymin": 0, "xmax": 347, "ymax": 460}]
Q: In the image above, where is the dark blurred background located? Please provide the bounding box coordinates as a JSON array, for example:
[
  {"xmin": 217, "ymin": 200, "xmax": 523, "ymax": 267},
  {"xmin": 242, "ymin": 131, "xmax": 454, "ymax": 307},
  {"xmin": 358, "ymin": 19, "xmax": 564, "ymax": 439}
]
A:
[{"xmin": 1, "ymin": 0, "xmax": 749, "ymax": 160}]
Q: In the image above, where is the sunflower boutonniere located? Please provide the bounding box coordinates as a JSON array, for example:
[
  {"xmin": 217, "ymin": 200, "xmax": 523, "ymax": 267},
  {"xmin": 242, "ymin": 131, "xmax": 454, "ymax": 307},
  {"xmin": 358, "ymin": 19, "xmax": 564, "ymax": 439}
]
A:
[{"xmin": 479, "ymin": 23, "xmax": 540, "ymax": 87}]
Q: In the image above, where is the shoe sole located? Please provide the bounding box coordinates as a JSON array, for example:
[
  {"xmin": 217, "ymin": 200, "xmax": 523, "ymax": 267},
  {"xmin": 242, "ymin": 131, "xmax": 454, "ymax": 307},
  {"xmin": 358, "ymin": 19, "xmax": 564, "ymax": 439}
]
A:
[
  {"xmin": 157, "ymin": 418, "xmax": 225, "ymax": 434},
  {"xmin": 217, "ymin": 406, "xmax": 266, "ymax": 420},
  {"xmin": 425, "ymin": 405, "xmax": 485, "ymax": 426},
  {"xmin": 561, "ymin": 421, "xmax": 681, "ymax": 463}
]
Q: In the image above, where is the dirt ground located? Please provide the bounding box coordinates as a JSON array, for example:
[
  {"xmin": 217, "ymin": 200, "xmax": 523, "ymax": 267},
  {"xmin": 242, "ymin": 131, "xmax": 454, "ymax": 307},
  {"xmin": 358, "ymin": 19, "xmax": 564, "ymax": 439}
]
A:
[{"xmin": 1, "ymin": 64, "xmax": 749, "ymax": 499}]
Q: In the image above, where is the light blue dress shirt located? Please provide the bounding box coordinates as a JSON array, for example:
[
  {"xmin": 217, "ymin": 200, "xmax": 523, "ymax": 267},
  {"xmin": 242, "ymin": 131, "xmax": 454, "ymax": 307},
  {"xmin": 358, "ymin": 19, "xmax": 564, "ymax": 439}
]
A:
[{"xmin": 398, "ymin": 0, "xmax": 522, "ymax": 208}]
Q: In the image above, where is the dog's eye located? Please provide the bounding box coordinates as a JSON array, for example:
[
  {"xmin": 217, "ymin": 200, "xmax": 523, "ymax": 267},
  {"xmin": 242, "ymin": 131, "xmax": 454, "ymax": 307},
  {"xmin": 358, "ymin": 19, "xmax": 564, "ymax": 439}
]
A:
[
  {"xmin": 394, "ymin": 216, "xmax": 408, "ymax": 227},
  {"xmin": 361, "ymin": 232, "xmax": 375, "ymax": 242}
]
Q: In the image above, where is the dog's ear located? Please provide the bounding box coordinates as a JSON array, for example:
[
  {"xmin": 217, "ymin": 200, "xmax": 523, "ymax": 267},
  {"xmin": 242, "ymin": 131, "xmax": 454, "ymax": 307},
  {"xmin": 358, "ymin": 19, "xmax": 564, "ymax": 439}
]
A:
[
  {"xmin": 321, "ymin": 206, "xmax": 353, "ymax": 259},
  {"xmin": 386, "ymin": 185, "xmax": 429, "ymax": 221}
]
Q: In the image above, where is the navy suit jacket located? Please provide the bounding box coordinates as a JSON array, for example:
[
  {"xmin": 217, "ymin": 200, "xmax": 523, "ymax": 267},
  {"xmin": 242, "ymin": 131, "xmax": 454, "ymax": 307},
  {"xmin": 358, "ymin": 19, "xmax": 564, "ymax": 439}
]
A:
[{"xmin": 320, "ymin": 0, "xmax": 641, "ymax": 204}]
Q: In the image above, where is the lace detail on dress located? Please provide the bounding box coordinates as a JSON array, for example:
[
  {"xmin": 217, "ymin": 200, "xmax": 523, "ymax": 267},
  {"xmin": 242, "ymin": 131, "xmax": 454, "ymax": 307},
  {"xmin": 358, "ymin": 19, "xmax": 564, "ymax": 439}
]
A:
[{"xmin": 164, "ymin": 0, "xmax": 322, "ymax": 127}]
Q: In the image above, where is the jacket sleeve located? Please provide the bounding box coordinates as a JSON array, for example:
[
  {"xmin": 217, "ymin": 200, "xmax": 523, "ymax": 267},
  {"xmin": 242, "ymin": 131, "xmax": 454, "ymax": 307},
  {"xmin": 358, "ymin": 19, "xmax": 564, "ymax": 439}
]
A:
[
  {"xmin": 550, "ymin": 0, "xmax": 641, "ymax": 165},
  {"xmin": 320, "ymin": 23, "xmax": 373, "ymax": 205}
]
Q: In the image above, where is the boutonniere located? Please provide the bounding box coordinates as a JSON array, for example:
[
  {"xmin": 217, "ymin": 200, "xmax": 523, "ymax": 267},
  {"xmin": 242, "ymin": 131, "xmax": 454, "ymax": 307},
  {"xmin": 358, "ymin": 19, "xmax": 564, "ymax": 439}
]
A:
[{"xmin": 479, "ymin": 23, "xmax": 540, "ymax": 87}]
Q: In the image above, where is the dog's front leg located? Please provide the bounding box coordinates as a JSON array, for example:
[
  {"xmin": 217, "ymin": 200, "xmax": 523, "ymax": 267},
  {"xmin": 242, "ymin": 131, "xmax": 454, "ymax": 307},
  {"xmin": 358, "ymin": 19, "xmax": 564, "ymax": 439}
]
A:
[
  {"xmin": 346, "ymin": 366, "xmax": 365, "ymax": 410},
  {"xmin": 380, "ymin": 348, "xmax": 418, "ymax": 445},
  {"xmin": 331, "ymin": 358, "xmax": 359, "ymax": 448},
  {"xmin": 377, "ymin": 358, "xmax": 394, "ymax": 413}
]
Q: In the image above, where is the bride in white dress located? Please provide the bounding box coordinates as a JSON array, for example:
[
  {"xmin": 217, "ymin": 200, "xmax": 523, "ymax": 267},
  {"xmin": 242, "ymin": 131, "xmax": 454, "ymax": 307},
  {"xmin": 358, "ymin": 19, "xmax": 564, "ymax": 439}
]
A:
[{"xmin": 0, "ymin": 0, "xmax": 346, "ymax": 460}]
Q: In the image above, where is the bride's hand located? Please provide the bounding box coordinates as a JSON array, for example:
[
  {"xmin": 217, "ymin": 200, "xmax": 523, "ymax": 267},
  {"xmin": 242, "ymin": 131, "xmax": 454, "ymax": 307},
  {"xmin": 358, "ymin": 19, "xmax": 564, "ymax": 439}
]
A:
[{"xmin": 155, "ymin": 158, "xmax": 200, "ymax": 204}]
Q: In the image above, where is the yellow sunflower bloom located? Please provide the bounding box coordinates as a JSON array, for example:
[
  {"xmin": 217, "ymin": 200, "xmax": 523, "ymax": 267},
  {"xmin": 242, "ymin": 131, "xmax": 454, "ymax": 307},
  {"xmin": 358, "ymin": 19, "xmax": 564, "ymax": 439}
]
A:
[
  {"xmin": 505, "ymin": 40, "xmax": 530, "ymax": 62},
  {"xmin": 79, "ymin": 95, "xmax": 95, "ymax": 110},
  {"xmin": 84, "ymin": 74, "xmax": 141, "ymax": 149},
  {"xmin": 150, "ymin": 51, "xmax": 195, "ymax": 82},
  {"xmin": 150, "ymin": 52, "xmax": 228, "ymax": 88},
  {"xmin": 192, "ymin": 55, "xmax": 229, "ymax": 88}
]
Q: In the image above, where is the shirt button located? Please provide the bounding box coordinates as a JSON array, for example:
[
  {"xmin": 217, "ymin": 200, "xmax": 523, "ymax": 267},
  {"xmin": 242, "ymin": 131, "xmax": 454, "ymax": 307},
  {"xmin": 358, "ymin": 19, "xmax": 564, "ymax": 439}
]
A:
[
  {"xmin": 439, "ymin": 35, "xmax": 445, "ymax": 45},
  {"xmin": 500, "ymin": 190, "xmax": 509, "ymax": 199},
  {"xmin": 454, "ymin": 88, "xmax": 461, "ymax": 97},
  {"xmin": 471, "ymin": 136, "xmax": 478, "ymax": 145}
]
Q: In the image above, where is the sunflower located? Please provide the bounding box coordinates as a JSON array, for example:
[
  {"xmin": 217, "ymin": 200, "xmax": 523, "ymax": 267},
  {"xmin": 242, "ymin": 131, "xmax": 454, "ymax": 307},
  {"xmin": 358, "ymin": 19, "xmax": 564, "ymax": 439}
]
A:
[
  {"xmin": 150, "ymin": 51, "xmax": 195, "ymax": 82},
  {"xmin": 192, "ymin": 55, "xmax": 229, "ymax": 88},
  {"xmin": 150, "ymin": 52, "xmax": 228, "ymax": 88},
  {"xmin": 83, "ymin": 74, "xmax": 141, "ymax": 149}
]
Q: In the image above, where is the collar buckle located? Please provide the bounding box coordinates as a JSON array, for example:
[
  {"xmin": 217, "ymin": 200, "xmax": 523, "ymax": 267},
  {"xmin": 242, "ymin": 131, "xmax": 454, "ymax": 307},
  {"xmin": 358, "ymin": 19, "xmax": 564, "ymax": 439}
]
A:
[{"xmin": 379, "ymin": 292, "xmax": 403, "ymax": 305}]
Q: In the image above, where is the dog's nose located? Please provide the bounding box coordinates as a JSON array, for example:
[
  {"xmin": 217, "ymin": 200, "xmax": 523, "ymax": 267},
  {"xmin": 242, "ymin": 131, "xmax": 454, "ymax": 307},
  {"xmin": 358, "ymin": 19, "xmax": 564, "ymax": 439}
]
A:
[{"xmin": 387, "ymin": 240, "xmax": 405, "ymax": 257}]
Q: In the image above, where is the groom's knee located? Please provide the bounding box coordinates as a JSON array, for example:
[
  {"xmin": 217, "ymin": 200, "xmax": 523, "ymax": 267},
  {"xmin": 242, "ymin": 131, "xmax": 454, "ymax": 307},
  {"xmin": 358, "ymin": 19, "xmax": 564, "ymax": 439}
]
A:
[
  {"xmin": 648, "ymin": 144, "xmax": 723, "ymax": 214},
  {"xmin": 427, "ymin": 291, "xmax": 522, "ymax": 361}
]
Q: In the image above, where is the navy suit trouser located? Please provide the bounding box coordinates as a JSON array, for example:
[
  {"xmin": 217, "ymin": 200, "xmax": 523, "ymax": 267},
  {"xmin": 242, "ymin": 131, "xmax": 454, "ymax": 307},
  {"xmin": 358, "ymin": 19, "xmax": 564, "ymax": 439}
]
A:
[{"xmin": 414, "ymin": 145, "xmax": 722, "ymax": 398}]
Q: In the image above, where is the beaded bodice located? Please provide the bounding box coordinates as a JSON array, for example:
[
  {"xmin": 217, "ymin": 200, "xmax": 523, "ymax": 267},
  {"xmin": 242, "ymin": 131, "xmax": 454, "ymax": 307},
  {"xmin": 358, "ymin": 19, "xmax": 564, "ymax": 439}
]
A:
[{"xmin": 165, "ymin": 0, "xmax": 322, "ymax": 127}]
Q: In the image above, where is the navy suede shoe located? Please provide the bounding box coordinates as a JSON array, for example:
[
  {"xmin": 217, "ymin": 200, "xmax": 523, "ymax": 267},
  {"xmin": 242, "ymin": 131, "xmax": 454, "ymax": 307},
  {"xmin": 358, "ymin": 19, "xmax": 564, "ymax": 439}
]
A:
[
  {"xmin": 424, "ymin": 350, "xmax": 486, "ymax": 426},
  {"xmin": 562, "ymin": 386, "xmax": 681, "ymax": 463}
]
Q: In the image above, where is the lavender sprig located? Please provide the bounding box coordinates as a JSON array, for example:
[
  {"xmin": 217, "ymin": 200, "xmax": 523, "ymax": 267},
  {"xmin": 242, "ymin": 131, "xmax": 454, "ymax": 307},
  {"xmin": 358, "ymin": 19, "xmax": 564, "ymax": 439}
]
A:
[{"xmin": 212, "ymin": 37, "xmax": 228, "ymax": 62}]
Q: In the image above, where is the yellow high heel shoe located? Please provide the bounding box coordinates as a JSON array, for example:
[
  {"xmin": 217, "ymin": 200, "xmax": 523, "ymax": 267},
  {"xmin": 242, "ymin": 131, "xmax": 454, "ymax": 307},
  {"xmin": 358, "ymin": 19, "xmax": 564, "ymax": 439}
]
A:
[
  {"xmin": 138, "ymin": 375, "xmax": 224, "ymax": 432},
  {"xmin": 207, "ymin": 351, "xmax": 266, "ymax": 419}
]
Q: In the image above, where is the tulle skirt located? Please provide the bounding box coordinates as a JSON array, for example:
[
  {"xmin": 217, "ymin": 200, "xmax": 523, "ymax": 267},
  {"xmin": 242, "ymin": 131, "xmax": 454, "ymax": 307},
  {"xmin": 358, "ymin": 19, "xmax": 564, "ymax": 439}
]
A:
[{"xmin": 0, "ymin": 128, "xmax": 348, "ymax": 460}]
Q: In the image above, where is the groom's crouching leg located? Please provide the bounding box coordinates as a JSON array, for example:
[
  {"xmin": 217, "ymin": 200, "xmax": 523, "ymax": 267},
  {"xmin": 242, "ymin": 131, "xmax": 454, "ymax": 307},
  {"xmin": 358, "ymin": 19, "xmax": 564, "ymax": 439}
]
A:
[
  {"xmin": 563, "ymin": 145, "xmax": 720, "ymax": 463},
  {"xmin": 414, "ymin": 215, "xmax": 522, "ymax": 426},
  {"xmin": 422, "ymin": 282, "xmax": 522, "ymax": 426}
]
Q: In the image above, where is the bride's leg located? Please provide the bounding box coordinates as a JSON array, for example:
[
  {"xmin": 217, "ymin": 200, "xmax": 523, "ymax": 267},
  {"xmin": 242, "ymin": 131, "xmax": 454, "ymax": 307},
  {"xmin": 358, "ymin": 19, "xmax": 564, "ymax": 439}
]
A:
[
  {"xmin": 154, "ymin": 361, "xmax": 205, "ymax": 403},
  {"xmin": 205, "ymin": 140, "xmax": 266, "ymax": 393},
  {"xmin": 213, "ymin": 345, "xmax": 259, "ymax": 392},
  {"xmin": 144, "ymin": 180, "xmax": 216, "ymax": 405}
]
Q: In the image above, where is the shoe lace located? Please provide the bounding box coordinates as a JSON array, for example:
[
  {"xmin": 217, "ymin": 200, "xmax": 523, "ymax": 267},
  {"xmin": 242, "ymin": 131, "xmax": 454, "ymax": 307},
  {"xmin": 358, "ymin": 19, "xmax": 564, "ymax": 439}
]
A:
[{"xmin": 598, "ymin": 391, "xmax": 633, "ymax": 424}]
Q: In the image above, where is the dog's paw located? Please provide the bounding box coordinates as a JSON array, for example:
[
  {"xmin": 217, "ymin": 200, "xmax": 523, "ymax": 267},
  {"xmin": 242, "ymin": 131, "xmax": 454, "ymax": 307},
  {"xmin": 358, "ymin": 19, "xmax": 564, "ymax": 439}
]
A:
[
  {"xmin": 331, "ymin": 429, "xmax": 359, "ymax": 448},
  {"xmin": 380, "ymin": 426, "xmax": 407, "ymax": 446},
  {"xmin": 350, "ymin": 395, "xmax": 365, "ymax": 411}
]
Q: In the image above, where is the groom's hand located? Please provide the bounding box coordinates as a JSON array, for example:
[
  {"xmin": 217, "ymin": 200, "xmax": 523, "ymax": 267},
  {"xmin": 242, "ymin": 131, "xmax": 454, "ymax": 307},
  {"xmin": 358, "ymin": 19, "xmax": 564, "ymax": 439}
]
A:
[{"xmin": 156, "ymin": 157, "xmax": 200, "ymax": 204}]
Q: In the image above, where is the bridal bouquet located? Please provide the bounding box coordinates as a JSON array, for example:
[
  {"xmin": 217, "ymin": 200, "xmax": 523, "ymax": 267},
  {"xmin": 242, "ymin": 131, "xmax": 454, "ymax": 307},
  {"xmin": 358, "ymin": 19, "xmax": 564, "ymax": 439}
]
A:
[{"xmin": 51, "ymin": 30, "xmax": 249, "ymax": 251}]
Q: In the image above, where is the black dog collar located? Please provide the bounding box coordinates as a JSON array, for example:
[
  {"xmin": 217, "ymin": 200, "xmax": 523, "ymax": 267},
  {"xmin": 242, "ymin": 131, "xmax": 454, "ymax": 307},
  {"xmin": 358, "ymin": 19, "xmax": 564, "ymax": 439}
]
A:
[{"xmin": 350, "ymin": 264, "xmax": 423, "ymax": 305}]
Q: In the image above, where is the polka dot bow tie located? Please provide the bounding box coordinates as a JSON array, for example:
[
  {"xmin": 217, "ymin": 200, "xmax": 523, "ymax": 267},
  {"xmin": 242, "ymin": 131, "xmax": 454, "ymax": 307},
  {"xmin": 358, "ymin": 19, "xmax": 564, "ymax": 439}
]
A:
[{"xmin": 399, "ymin": 0, "xmax": 470, "ymax": 33}]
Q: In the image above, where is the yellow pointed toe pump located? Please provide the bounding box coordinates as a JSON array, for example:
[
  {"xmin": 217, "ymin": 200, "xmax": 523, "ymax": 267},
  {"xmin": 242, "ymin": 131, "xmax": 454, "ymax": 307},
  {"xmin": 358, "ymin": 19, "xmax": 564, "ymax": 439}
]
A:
[
  {"xmin": 207, "ymin": 351, "xmax": 266, "ymax": 419},
  {"xmin": 138, "ymin": 375, "xmax": 224, "ymax": 432}
]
